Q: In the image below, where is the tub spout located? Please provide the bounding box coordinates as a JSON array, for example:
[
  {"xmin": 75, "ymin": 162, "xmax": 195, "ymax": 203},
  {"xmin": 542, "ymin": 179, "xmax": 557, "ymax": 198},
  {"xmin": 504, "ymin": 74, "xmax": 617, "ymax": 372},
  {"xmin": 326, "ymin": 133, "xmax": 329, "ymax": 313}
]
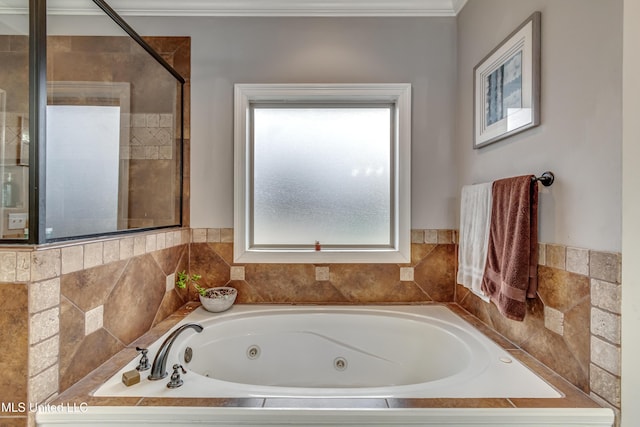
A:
[{"xmin": 148, "ymin": 323, "xmax": 203, "ymax": 381}]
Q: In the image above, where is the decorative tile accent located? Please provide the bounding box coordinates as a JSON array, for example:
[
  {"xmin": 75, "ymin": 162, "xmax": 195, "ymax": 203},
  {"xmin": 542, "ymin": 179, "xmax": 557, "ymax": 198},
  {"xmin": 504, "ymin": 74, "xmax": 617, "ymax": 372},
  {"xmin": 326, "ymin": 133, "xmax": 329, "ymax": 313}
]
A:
[
  {"xmin": 315, "ymin": 266, "xmax": 330, "ymax": 281},
  {"xmin": 166, "ymin": 273, "xmax": 175, "ymax": 292},
  {"xmin": 84, "ymin": 305, "xmax": 103, "ymax": 336},
  {"xmin": 230, "ymin": 266, "xmax": 245, "ymax": 281},
  {"xmin": 400, "ymin": 267, "xmax": 414, "ymax": 281},
  {"xmin": 16, "ymin": 251, "xmax": 30, "ymax": 282},
  {"xmin": 544, "ymin": 306, "xmax": 564, "ymax": 335},
  {"xmin": 220, "ymin": 228, "xmax": 233, "ymax": 243},
  {"xmin": 538, "ymin": 243, "xmax": 546, "ymax": 266},
  {"xmin": 133, "ymin": 236, "xmax": 146, "ymax": 256}
]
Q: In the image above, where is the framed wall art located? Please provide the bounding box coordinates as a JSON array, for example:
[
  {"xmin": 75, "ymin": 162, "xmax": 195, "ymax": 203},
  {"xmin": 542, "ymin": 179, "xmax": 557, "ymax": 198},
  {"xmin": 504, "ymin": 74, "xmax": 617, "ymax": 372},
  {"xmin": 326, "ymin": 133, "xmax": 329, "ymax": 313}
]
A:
[{"xmin": 473, "ymin": 12, "xmax": 541, "ymax": 149}]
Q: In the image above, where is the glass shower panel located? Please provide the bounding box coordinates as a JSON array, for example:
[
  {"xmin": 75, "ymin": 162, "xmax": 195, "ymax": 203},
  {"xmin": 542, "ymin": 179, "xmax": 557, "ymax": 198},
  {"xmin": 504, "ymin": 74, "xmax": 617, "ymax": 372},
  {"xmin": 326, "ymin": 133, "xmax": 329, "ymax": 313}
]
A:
[
  {"xmin": 45, "ymin": 0, "xmax": 182, "ymax": 240},
  {"xmin": 0, "ymin": 4, "xmax": 29, "ymax": 240}
]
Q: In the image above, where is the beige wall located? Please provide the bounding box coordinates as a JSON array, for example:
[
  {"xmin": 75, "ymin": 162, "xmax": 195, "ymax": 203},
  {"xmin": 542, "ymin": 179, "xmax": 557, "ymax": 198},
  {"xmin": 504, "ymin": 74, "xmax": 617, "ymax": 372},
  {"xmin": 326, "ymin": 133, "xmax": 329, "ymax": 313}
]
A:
[{"xmin": 456, "ymin": 0, "xmax": 623, "ymax": 253}]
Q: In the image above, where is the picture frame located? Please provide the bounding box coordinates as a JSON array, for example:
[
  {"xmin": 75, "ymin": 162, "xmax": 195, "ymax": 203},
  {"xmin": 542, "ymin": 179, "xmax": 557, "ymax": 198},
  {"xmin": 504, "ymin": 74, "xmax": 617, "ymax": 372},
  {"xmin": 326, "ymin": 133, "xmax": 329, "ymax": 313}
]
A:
[{"xmin": 473, "ymin": 12, "xmax": 541, "ymax": 149}]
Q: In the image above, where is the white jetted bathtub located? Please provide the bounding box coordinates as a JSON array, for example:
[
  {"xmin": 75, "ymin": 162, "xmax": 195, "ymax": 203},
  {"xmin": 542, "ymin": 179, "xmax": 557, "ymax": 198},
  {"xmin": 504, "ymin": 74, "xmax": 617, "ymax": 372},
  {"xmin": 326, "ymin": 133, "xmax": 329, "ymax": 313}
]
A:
[{"xmin": 37, "ymin": 305, "xmax": 614, "ymax": 426}]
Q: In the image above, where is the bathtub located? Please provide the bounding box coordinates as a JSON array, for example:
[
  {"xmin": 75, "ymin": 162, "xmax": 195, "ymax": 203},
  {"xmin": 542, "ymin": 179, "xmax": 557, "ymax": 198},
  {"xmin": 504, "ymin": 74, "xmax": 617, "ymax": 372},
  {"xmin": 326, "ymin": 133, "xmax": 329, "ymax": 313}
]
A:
[{"xmin": 37, "ymin": 305, "xmax": 615, "ymax": 426}]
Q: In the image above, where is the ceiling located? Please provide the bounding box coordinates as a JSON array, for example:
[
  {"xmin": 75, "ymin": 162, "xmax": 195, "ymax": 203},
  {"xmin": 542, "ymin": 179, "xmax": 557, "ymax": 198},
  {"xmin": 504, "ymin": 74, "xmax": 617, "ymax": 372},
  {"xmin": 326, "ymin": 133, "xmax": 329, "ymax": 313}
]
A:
[{"xmin": 23, "ymin": 0, "xmax": 468, "ymax": 16}]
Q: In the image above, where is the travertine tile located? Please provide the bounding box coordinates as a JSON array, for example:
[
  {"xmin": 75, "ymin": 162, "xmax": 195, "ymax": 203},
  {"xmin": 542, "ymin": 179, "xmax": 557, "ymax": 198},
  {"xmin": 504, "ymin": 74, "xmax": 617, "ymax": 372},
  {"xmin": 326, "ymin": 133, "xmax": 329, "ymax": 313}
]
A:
[
  {"xmin": 230, "ymin": 266, "xmax": 245, "ymax": 281},
  {"xmin": 29, "ymin": 278, "xmax": 60, "ymax": 313},
  {"xmin": 544, "ymin": 306, "xmax": 564, "ymax": 335},
  {"xmin": 591, "ymin": 279, "xmax": 621, "ymax": 314},
  {"xmin": 85, "ymin": 305, "xmax": 103, "ymax": 335},
  {"xmin": 16, "ymin": 251, "xmax": 30, "ymax": 282},
  {"xmin": 545, "ymin": 244, "xmax": 566, "ymax": 270},
  {"xmin": 159, "ymin": 113, "xmax": 173, "ymax": 128},
  {"xmin": 146, "ymin": 235, "xmax": 157, "ymax": 253},
  {"xmin": 220, "ymin": 228, "xmax": 233, "ymax": 243},
  {"xmin": 133, "ymin": 236, "xmax": 146, "ymax": 256},
  {"xmin": 156, "ymin": 233, "xmax": 166, "ymax": 250},
  {"xmin": 192, "ymin": 228, "xmax": 206, "ymax": 243},
  {"xmin": 31, "ymin": 249, "xmax": 61, "ymax": 282},
  {"xmin": 538, "ymin": 243, "xmax": 546, "ymax": 266},
  {"xmin": 424, "ymin": 230, "xmax": 438, "ymax": 244},
  {"xmin": 30, "ymin": 335, "xmax": 59, "ymax": 376},
  {"xmin": 591, "ymin": 308, "xmax": 621, "ymax": 345},
  {"xmin": 103, "ymin": 240, "xmax": 120, "ymax": 264},
  {"xmin": 437, "ymin": 230, "xmax": 453, "ymax": 244},
  {"xmin": 400, "ymin": 267, "xmax": 414, "ymax": 281},
  {"xmin": 165, "ymin": 232, "xmax": 175, "ymax": 248},
  {"xmin": 131, "ymin": 113, "xmax": 146, "ymax": 127},
  {"xmin": 145, "ymin": 113, "xmax": 159, "ymax": 127},
  {"xmin": 30, "ymin": 307, "xmax": 59, "ymax": 344},
  {"xmin": 590, "ymin": 251, "xmax": 621, "ymax": 284},
  {"xmin": 207, "ymin": 228, "xmax": 221, "ymax": 242},
  {"xmin": 61, "ymin": 245, "xmax": 83, "ymax": 274},
  {"xmin": 315, "ymin": 266, "xmax": 330, "ymax": 281},
  {"xmin": 29, "ymin": 364, "xmax": 58, "ymax": 404},
  {"xmin": 0, "ymin": 251, "xmax": 16, "ymax": 281},
  {"xmin": 566, "ymin": 247, "xmax": 589, "ymax": 276},
  {"xmin": 166, "ymin": 273, "xmax": 175, "ymax": 292},
  {"xmin": 83, "ymin": 242, "xmax": 103, "ymax": 269},
  {"xmin": 591, "ymin": 336, "xmax": 620, "ymax": 375},
  {"xmin": 119, "ymin": 237, "xmax": 134, "ymax": 260},
  {"xmin": 590, "ymin": 363, "xmax": 621, "ymax": 407},
  {"xmin": 411, "ymin": 230, "xmax": 424, "ymax": 244}
]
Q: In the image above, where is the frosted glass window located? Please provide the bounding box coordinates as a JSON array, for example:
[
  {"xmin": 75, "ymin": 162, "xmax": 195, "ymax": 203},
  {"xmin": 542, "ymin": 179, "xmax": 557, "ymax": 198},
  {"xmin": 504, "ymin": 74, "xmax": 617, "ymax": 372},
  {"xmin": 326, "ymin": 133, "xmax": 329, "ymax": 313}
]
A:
[
  {"xmin": 252, "ymin": 106, "xmax": 392, "ymax": 247},
  {"xmin": 234, "ymin": 83, "xmax": 411, "ymax": 264}
]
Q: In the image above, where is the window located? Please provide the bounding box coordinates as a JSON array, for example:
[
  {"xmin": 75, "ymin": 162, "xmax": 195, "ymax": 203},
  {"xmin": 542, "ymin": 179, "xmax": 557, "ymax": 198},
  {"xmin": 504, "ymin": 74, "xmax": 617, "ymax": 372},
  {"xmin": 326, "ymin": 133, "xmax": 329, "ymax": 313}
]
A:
[{"xmin": 234, "ymin": 84, "xmax": 411, "ymax": 263}]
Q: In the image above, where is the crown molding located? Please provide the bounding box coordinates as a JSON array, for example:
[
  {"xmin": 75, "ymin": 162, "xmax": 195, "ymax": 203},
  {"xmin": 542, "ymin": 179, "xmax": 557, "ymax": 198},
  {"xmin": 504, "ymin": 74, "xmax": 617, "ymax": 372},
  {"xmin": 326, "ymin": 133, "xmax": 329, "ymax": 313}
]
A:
[{"xmin": 0, "ymin": 0, "xmax": 466, "ymax": 17}]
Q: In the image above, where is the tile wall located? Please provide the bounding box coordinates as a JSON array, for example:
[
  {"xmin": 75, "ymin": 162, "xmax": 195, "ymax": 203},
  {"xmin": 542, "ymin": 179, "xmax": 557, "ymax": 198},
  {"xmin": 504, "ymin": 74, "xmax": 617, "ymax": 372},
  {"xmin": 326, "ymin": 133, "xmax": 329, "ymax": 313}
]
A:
[
  {"xmin": 456, "ymin": 242, "xmax": 622, "ymax": 420},
  {"xmin": 0, "ymin": 226, "xmax": 623, "ymax": 427},
  {"xmin": 187, "ymin": 228, "xmax": 457, "ymax": 304}
]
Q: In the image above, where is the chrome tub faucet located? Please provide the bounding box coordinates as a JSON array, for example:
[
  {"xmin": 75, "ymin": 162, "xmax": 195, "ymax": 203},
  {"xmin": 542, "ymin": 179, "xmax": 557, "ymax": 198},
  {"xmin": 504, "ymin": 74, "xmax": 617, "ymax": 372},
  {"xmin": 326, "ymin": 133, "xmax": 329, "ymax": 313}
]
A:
[{"xmin": 148, "ymin": 323, "xmax": 203, "ymax": 381}]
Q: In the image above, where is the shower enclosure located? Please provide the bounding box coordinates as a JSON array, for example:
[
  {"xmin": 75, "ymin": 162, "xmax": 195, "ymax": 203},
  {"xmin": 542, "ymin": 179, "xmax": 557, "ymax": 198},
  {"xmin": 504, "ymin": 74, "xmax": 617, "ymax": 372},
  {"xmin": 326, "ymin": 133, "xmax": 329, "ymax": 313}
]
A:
[{"xmin": 0, "ymin": 0, "xmax": 185, "ymax": 243}]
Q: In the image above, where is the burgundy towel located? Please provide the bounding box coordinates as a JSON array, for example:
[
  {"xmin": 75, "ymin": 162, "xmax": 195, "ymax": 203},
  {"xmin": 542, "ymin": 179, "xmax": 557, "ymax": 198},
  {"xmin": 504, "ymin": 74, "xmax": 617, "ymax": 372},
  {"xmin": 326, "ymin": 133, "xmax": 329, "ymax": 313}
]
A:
[{"xmin": 481, "ymin": 175, "xmax": 538, "ymax": 321}]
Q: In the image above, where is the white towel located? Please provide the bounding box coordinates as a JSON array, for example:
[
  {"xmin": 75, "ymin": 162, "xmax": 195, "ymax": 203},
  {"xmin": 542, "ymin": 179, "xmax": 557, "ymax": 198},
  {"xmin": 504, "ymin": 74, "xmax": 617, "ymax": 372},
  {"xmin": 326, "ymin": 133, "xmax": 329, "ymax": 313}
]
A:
[{"xmin": 457, "ymin": 183, "xmax": 492, "ymax": 301}]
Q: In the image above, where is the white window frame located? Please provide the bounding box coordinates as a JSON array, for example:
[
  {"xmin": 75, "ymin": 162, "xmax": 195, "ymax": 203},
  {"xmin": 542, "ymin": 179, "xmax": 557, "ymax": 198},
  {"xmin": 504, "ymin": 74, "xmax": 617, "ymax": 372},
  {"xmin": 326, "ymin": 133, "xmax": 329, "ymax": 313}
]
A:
[{"xmin": 234, "ymin": 83, "xmax": 411, "ymax": 263}]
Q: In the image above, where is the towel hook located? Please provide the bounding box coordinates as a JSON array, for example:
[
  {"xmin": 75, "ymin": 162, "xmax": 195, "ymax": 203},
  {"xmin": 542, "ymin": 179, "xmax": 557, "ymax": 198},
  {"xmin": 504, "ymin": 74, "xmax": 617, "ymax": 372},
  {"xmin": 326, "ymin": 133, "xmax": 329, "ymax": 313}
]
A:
[{"xmin": 533, "ymin": 171, "xmax": 554, "ymax": 187}]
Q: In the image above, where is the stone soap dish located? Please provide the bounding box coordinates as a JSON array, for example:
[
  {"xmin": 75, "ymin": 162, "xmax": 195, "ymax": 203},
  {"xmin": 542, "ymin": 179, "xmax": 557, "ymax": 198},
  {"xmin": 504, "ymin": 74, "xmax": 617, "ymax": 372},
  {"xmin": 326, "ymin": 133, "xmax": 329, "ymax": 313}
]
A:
[{"xmin": 199, "ymin": 286, "xmax": 237, "ymax": 312}]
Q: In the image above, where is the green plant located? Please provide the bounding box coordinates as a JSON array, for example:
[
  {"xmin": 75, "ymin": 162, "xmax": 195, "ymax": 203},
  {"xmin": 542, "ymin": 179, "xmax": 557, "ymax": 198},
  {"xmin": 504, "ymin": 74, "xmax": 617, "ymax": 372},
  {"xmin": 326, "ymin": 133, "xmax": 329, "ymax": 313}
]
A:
[{"xmin": 175, "ymin": 270, "xmax": 206, "ymax": 296}]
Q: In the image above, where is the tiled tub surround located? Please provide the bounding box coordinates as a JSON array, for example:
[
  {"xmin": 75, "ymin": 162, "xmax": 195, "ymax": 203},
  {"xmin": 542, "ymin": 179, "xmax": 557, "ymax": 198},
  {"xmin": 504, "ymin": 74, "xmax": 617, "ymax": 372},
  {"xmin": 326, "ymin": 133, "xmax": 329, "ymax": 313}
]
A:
[
  {"xmin": 456, "ymin": 243, "xmax": 622, "ymax": 420},
  {"xmin": 0, "ymin": 227, "xmax": 617, "ymax": 425},
  {"xmin": 47, "ymin": 302, "xmax": 606, "ymax": 425}
]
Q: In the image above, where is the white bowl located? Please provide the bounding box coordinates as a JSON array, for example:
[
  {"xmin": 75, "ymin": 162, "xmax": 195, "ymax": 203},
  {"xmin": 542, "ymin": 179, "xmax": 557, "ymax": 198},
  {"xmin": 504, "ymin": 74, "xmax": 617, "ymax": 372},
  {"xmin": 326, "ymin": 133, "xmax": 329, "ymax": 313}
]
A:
[{"xmin": 198, "ymin": 287, "xmax": 237, "ymax": 312}]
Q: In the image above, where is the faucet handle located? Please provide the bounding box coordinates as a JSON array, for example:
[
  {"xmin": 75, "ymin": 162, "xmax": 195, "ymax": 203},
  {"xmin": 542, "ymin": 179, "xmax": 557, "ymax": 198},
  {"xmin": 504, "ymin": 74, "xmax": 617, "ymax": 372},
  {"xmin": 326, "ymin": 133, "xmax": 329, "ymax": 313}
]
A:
[
  {"xmin": 135, "ymin": 347, "xmax": 151, "ymax": 371},
  {"xmin": 167, "ymin": 364, "xmax": 186, "ymax": 389}
]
